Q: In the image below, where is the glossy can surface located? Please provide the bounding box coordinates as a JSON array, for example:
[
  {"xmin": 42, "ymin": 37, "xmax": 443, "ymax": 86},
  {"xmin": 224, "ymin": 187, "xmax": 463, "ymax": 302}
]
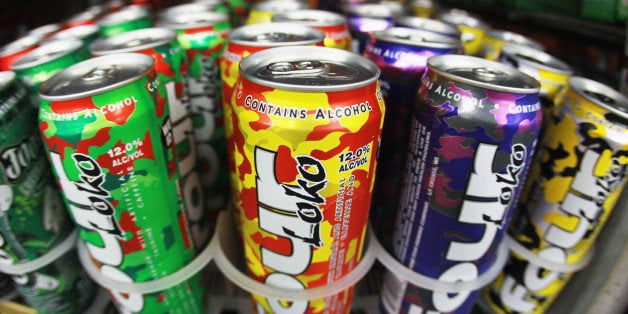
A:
[
  {"xmin": 230, "ymin": 46, "xmax": 384, "ymax": 314},
  {"xmin": 0, "ymin": 35, "xmax": 41, "ymax": 71},
  {"xmin": 272, "ymin": 9, "xmax": 352, "ymax": 51},
  {"xmin": 97, "ymin": 5, "xmax": 153, "ymax": 38},
  {"xmin": 382, "ymin": 55, "xmax": 542, "ymax": 313}
]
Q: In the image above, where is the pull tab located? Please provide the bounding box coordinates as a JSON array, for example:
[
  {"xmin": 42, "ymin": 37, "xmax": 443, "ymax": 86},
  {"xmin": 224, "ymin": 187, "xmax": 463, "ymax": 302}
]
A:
[
  {"xmin": 255, "ymin": 32, "xmax": 289, "ymax": 42},
  {"xmin": 83, "ymin": 65, "xmax": 116, "ymax": 81},
  {"xmin": 267, "ymin": 61, "xmax": 327, "ymax": 76}
]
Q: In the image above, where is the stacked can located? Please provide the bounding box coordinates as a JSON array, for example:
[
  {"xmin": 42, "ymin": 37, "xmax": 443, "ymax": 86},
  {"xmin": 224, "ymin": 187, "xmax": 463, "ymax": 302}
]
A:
[
  {"xmin": 38, "ymin": 53, "xmax": 204, "ymax": 313},
  {"xmin": 157, "ymin": 12, "xmax": 232, "ymax": 226},
  {"xmin": 343, "ymin": 3, "xmax": 396, "ymax": 54},
  {"xmin": 218, "ymin": 23, "xmax": 325, "ymax": 203},
  {"xmin": 381, "ymin": 55, "xmax": 542, "ymax": 313},
  {"xmin": 0, "ymin": 35, "xmax": 41, "ymax": 71},
  {"xmin": 159, "ymin": 2, "xmax": 231, "ymax": 22},
  {"xmin": 482, "ymin": 29, "xmax": 545, "ymax": 61},
  {"xmin": 229, "ymin": 45, "xmax": 384, "ymax": 314},
  {"xmin": 395, "ymin": 15, "xmax": 462, "ymax": 40},
  {"xmin": 481, "ymin": 77, "xmax": 628, "ymax": 313},
  {"xmin": 10, "ymin": 39, "xmax": 90, "ymax": 107},
  {"xmin": 90, "ymin": 28, "xmax": 211, "ymax": 250},
  {"xmin": 0, "ymin": 71, "xmax": 97, "ymax": 313},
  {"xmin": 362, "ymin": 27, "xmax": 462, "ymax": 245},
  {"xmin": 245, "ymin": 0, "xmax": 311, "ymax": 25},
  {"xmin": 62, "ymin": 10, "xmax": 101, "ymax": 30},
  {"xmin": 48, "ymin": 25, "xmax": 101, "ymax": 50},
  {"xmin": 97, "ymin": 5, "xmax": 154, "ymax": 38},
  {"xmin": 438, "ymin": 9, "xmax": 490, "ymax": 57},
  {"xmin": 26, "ymin": 23, "xmax": 61, "ymax": 41},
  {"xmin": 272, "ymin": 9, "xmax": 352, "ymax": 51}
]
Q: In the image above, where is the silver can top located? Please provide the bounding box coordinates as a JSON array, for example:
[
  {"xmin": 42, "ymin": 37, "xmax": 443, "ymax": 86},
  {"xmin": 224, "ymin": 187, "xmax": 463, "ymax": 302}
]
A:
[
  {"xmin": 39, "ymin": 53, "xmax": 154, "ymax": 101},
  {"xmin": 90, "ymin": 28, "xmax": 177, "ymax": 55},
  {"xmin": 252, "ymin": 0, "xmax": 310, "ymax": 12},
  {"xmin": 428, "ymin": 55, "xmax": 540, "ymax": 93},
  {"xmin": 227, "ymin": 23, "xmax": 324, "ymax": 46},
  {"xmin": 0, "ymin": 71, "xmax": 16, "ymax": 91},
  {"xmin": 500, "ymin": 44, "xmax": 572, "ymax": 75},
  {"xmin": 97, "ymin": 5, "xmax": 151, "ymax": 26},
  {"xmin": 372, "ymin": 27, "xmax": 461, "ymax": 50},
  {"xmin": 156, "ymin": 11, "xmax": 229, "ymax": 29},
  {"xmin": 344, "ymin": 3, "xmax": 395, "ymax": 19},
  {"xmin": 569, "ymin": 77, "xmax": 628, "ymax": 119},
  {"xmin": 239, "ymin": 46, "xmax": 379, "ymax": 92},
  {"xmin": 438, "ymin": 9, "xmax": 489, "ymax": 29},
  {"xmin": 27, "ymin": 23, "xmax": 61, "ymax": 39},
  {"xmin": 0, "ymin": 35, "xmax": 41, "ymax": 58},
  {"xmin": 396, "ymin": 16, "xmax": 461, "ymax": 38},
  {"xmin": 487, "ymin": 29, "xmax": 545, "ymax": 51},
  {"xmin": 49, "ymin": 25, "xmax": 99, "ymax": 41},
  {"xmin": 10, "ymin": 39, "xmax": 84, "ymax": 70},
  {"xmin": 272, "ymin": 9, "xmax": 347, "ymax": 27},
  {"xmin": 160, "ymin": 2, "xmax": 223, "ymax": 18}
]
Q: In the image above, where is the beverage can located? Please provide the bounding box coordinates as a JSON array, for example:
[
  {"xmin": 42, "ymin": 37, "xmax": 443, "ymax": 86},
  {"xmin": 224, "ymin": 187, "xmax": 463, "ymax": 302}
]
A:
[
  {"xmin": 97, "ymin": 5, "xmax": 154, "ymax": 38},
  {"xmin": 0, "ymin": 35, "xmax": 41, "ymax": 71},
  {"xmin": 246, "ymin": 0, "xmax": 311, "ymax": 25},
  {"xmin": 272, "ymin": 9, "xmax": 352, "ymax": 51},
  {"xmin": 438, "ymin": 9, "xmax": 490, "ymax": 56},
  {"xmin": 482, "ymin": 29, "xmax": 545, "ymax": 61}
]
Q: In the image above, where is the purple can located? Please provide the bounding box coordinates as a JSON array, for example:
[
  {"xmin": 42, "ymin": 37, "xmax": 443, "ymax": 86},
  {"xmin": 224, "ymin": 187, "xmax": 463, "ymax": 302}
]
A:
[
  {"xmin": 343, "ymin": 3, "xmax": 396, "ymax": 54},
  {"xmin": 363, "ymin": 26, "xmax": 461, "ymax": 244},
  {"xmin": 381, "ymin": 55, "xmax": 542, "ymax": 313}
]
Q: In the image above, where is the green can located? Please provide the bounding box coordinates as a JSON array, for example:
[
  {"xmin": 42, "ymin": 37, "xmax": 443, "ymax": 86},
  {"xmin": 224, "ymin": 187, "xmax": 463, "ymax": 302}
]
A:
[
  {"xmin": 0, "ymin": 71, "xmax": 73, "ymax": 264},
  {"xmin": 97, "ymin": 5, "xmax": 154, "ymax": 38},
  {"xmin": 90, "ymin": 27, "xmax": 212, "ymax": 249},
  {"xmin": 157, "ymin": 12, "xmax": 232, "ymax": 225},
  {"xmin": 38, "ymin": 53, "xmax": 205, "ymax": 313},
  {"xmin": 10, "ymin": 39, "xmax": 90, "ymax": 107}
]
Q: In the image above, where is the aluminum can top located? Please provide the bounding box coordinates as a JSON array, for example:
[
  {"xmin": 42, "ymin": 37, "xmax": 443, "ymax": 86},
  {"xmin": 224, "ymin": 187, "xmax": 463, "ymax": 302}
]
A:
[
  {"xmin": 371, "ymin": 27, "xmax": 461, "ymax": 50},
  {"xmin": 569, "ymin": 76, "xmax": 628, "ymax": 119},
  {"xmin": 227, "ymin": 23, "xmax": 325, "ymax": 46},
  {"xmin": 10, "ymin": 39, "xmax": 84, "ymax": 70},
  {"xmin": 157, "ymin": 11, "xmax": 229, "ymax": 29},
  {"xmin": 39, "ymin": 52, "xmax": 154, "ymax": 101},
  {"xmin": 396, "ymin": 16, "xmax": 461, "ymax": 38},
  {"xmin": 27, "ymin": 23, "xmax": 61, "ymax": 39},
  {"xmin": 487, "ymin": 29, "xmax": 545, "ymax": 51},
  {"xmin": 90, "ymin": 27, "xmax": 177, "ymax": 54},
  {"xmin": 272, "ymin": 9, "xmax": 347, "ymax": 27},
  {"xmin": 344, "ymin": 3, "xmax": 396, "ymax": 19},
  {"xmin": 160, "ymin": 1, "xmax": 227, "ymax": 17},
  {"xmin": 427, "ymin": 54, "xmax": 539, "ymax": 93},
  {"xmin": 97, "ymin": 5, "xmax": 151, "ymax": 27},
  {"xmin": 49, "ymin": 25, "xmax": 99, "ymax": 41},
  {"xmin": 0, "ymin": 35, "xmax": 41, "ymax": 58},
  {"xmin": 0, "ymin": 71, "xmax": 16, "ymax": 89},
  {"xmin": 251, "ymin": 0, "xmax": 310, "ymax": 12},
  {"xmin": 438, "ymin": 9, "xmax": 489, "ymax": 29},
  {"xmin": 239, "ymin": 45, "xmax": 379, "ymax": 92},
  {"xmin": 500, "ymin": 44, "xmax": 572, "ymax": 75}
]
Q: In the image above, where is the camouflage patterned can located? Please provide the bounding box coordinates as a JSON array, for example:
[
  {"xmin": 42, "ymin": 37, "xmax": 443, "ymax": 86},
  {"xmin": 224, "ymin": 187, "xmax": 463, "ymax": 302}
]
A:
[
  {"xmin": 97, "ymin": 5, "xmax": 154, "ymax": 38},
  {"xmin": 230, "ymin": 45, "xmax": 385, "ymax": 314},
  {"xmin": 481, "ymin": 77, "xmax": 628, "ymax": 313},
  {"xmin": 157, "ymin": 12, "xmax": 232, "ymax": 224},
  {"xmin": 272, "ymin": 9, "xmax": 352, "ymax": 51},
  {"xmin": 0, "ymin": 35, "xmax": 41, "ymax": 71},
  {"xmin": 38, "ymin": 53, "xmax": 205, "ymax": 313},
  {"xmin": 10, "ymin": 39, "xmax": 90, "ymax": 107},
  {"xmin": 90, "ymin": 27, "xmax": 211, "ymax": 249}
]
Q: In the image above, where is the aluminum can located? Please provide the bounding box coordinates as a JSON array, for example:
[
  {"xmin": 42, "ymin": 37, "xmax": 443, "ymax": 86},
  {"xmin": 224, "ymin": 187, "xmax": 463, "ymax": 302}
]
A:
[
  {"xmin": 408, "ymin": 0, "xmax": 435, "ymax": 18},
  {"xmin": 90, "ymin": 27, "xmax": 211, "ymax": 249},
  {"xmin": 27, "ymin": 23, "xmax": 61, "ymax": 40},
  {"xmin": 0, "ymin": 35, "xmax": 41, "ymax": 71},
  {"xmin": 159, "ymin": 2, "xmax": 231, "ymax": 21},
  {"xmin": 395, "ymin": 16, "xmax": 462, "ymax": 40},
  {"xmin": 438, "ymin": 9, "xmax": 490, "ymax": 56},
  {"xmin": 157, "ymin": 11, "xmax": 232, "ymax": 228},
  {"xmin": 48, "ymin": 25, "xmax": 101, "ymax": 49},
  {"xmin": 97, "ymin": 5, "xmax": 154, "ymax": 38},
  {"xmin": 344, "ymin": 3, "xmax": 396, "ymax": 54},
  {"xmin": 272, "ymin": 9, "xmax": 352, "ymax": 51},
  {"xmin": 10, "ymin": 39, "xmax": 89, "ymax": 107},
  {"xmin": 482, "ymin": 77, "xmax": 628, "ymax": 313},
  {"xmin": 246, "ymin": 0, "xmax": 311, "ymax": 25},
  {"xmin": 381, "ymin": 55, "xmax": 542, "ymax": 313},
  {"xmin": 230, "ymin": 46, "xmax": 384, "ymax": 314},
  {"xmin": 62, "ymin": 10, "xmax": 100, "ymax": 30},
  {"xmin": 362, "ymin": 27, "xmax": 461, "ymax": 244},
  {"xmin": 38, "ymin": 53, "xmax": 204, "ymax": 313},
  {"xmin": 0, "ymin": 71, "xmax": 73, "ymax": 264},
  {"xmin": 482, "ymin": 29, "xmax": 545, "ymax": 61}
]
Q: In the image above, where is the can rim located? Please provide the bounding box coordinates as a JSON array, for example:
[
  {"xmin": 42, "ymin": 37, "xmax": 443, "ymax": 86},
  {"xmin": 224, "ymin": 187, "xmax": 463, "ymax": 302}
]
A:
[
  {"xmin": 569, "ymin": 76, "xmax": 628, "ymax": 118},
  {"xmin": 396, "ymin": 16, "xmax": 461, "ymax": 37},
  {"xmin": 271, "ymin": 9, "xmax": 346, "ymax": 27},
  {"xmin": 157, "ymin": 11, "xmax": 230, "ymax": 29},
  {"xmin": 487, "ymin": 29, "xmax": 545, "ymax": 51},
  {"xmin": 97, "ymin": 5, "xmax": 151, "ymax": 26},
  {"xmin": 428, "ymin": 55, "xmax": 540, "ymax": 93},
  {"xmin": 371, "ymin": 27, "xmax": 461, "ymax": 49},
  {"xmin": 0, "ymin": 71, "xmax": 16, "ymax": 91},
  {"xmin": 500, "ymin": 44, "xmax": 573, "ymax": 75},
  {"xmin": 239, "ymin": 46, "xmax": 380, "ymax": 92},
  {"xmin": 90, "ymin": 27, "xmax": 177, "ymax": 55},
  {"xmin": 344, "ymin": 3, "xmax": 394, "ymax": 19},
  {"xmin": 0, "ymin": 35, "xmax": 41, "ymax": 57},
  {"xmin": 227, "ymin": 23, "xmax": 325, "ymax": 47},
  {"xmin": 438, "ymin": 10, "xmax": 490, "ymax": 29},
  {"xmin": 39, "ymin": 52, "xmax": 154, "ymax": 101},
  {"xmin": 10, "ymin": 39, "xmax": 84, "ymax": 70}
]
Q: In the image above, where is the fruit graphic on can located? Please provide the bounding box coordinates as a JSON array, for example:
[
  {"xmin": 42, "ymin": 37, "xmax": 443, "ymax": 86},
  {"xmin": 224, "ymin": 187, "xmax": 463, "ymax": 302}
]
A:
[
  {"xmin": 246, "ymin": 0, "xmax": 311, "ymax": 25},
  {"xmin": 11, "ymin": 39, "xmax": 90, "ymax": 107},
  {"xmin": 381, "ymin": 55, "xmax": 542, "ymax": 313},
  {"xmin": 482, "ymin": 29, "xmax": 545, "ymax": 61},
  {"xmin": 38, "ymin": 53, "xmax": 204, "ymax": 313},
  {"xmin": 438, "ymin": 9, "xmax": 490, "ymax": 57},
  {"xmin": 481, "ymin": 77, "xmax": 628, "ymax": 313},
  {"xmin": 157, "ymin": 11, "xmax": 232, "ymax": 224},
  {"xmin": 90, "ymin": 27, "xmax": 211, "ymax": 249},
  {"xmin": 363, "ymin": 26, "xmax": 461, "ymax": 244},
  {"xmin": 97, "ymin": 5, "xmax": 154, "ymax": 38},
  {"xmin": 272, "ymin": 9, "xmax": 353, "ymax": 51},
  {"xmin": 0, "ymin": 35, "xmax": 41, "ymax": 71},
  {"xmin": 229, "ymin": 46, "xmax": 384, "ymax": 313}
]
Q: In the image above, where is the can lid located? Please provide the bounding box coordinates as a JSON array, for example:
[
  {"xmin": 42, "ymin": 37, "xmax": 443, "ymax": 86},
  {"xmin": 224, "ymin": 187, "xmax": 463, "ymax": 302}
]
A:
[
  {"xmin": 438, "ymin": 9, "xmax": 489, "ymax": 29},
  {"xmin": 396, "ymin": 16, "xmax": 461, "ymax": 38},
  {"xmin": 569, "ymin": 76, "xmax": 628, "ymax": 119},
  {"xmin": 157, "ymin": 11, "xmax": 229, "ymax": 29},
  {"xmin": 228, "ymin": 23, "xmax": 325, "ymax": 47},
  {"xmin": 272, "ymin": 9, "xmax": 346, "ymax": 27},
  {"xmin": 63, "ymin": 10, "xmax": 99, "ymax": 26},
  {"xmin": 160, "ymin": 3, "xmax": 222, "ymax": 18},
  {"xmin": 500, "ymin": 44, "xmax": 572, "ymax": 75},
  {"xmin": 372, "ymin": 27, "xmax": 461, "ymax": 49},
  {"xmin": 344, "ymin": 3, "xmax": 395, "ymax": 19},
  {"xmin": 90, "ymin": 28, "xmax": 177, "ymax": 55},
  {"xmin": 97, "ymin": 5, "xmax": 151, "ymax": 26},
  {"xmin": 28, "ymin": 23, "xmax": 61, "ymax": 38},
  {"xmin": 487, "ymin": 29, "xmax": 544, "ymax": 51},
  {"xmin": 10, "ymin": 39, "xmax": 84, "ymax": 70},
  {"xmin": 252, "ymin": 0, "xmax": 310, "ymax": 12},
  {"xmin": 0, "ymin": 71, "xmax": 16, "ymax": 91},
  {"xmin": 239, "ymin": 46, "xmax": 379, "ymax": 92},
  {"xmin": 0, "ymin": 35, "xmax": 41, "ymax": 58},
  {"xmin": 428, "ymin": 55, "xmax": 540, "ymax": 93},
  {"xmin": 39, "ymin": 52, "xmax": 154, "ymax": 101}
]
